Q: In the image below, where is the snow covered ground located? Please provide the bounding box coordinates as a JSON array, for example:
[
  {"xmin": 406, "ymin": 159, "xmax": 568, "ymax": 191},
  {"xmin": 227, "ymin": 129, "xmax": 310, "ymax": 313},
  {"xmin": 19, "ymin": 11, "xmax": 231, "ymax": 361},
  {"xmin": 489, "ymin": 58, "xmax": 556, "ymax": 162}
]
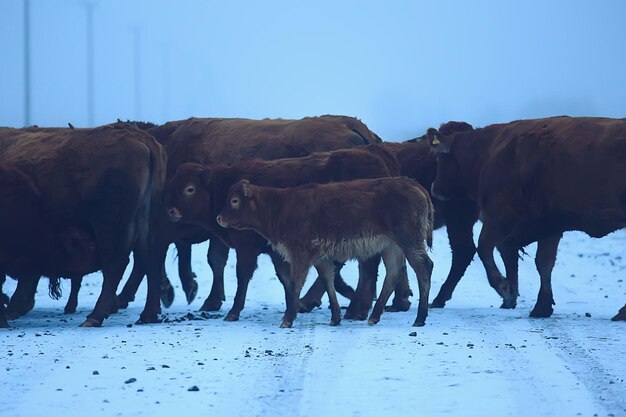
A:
[{"xmin": 2, "ymin": 225, "xmax": 625, "ymax": 417}]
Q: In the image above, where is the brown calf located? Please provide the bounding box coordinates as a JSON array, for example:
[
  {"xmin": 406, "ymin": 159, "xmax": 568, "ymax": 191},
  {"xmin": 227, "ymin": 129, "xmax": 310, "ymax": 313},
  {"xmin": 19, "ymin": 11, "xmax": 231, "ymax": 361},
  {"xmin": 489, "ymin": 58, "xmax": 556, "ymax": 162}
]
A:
[{"xmin": 216, "ymin": 177, "xmax": 434, "ymax": 328}]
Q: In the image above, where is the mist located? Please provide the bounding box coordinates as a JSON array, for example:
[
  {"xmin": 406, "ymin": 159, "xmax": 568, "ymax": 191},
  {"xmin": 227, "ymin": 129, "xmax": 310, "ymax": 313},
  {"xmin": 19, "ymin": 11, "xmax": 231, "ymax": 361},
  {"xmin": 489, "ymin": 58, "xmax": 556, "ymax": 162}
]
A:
[{"xmin": 1, "ymin": 0, "xmax": 625, "ymax": 141}]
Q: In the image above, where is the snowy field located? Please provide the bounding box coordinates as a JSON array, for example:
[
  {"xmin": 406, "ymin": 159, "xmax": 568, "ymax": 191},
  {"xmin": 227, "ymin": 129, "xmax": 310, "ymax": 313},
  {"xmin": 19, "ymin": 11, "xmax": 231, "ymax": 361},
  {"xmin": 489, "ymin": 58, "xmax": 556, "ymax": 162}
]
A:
[{"xmin": 2, "ymin": 225, "xmax": 625, "ymax": 417}]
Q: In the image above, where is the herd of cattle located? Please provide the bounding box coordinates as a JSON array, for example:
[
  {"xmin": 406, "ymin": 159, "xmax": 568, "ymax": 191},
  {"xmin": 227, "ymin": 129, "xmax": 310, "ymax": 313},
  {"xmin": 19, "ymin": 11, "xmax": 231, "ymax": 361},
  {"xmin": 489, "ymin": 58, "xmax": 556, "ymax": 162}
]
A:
[{"xmin": 1, "ymin": 115, "xmax": 625, "ymax": 328}]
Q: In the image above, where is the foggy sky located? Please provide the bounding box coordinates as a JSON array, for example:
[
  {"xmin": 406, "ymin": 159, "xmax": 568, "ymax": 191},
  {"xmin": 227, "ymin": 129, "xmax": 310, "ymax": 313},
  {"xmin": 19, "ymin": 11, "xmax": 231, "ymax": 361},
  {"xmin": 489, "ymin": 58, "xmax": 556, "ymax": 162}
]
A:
[{"xmin": 1, "ymin": 0, "xmax": 625, "ymax": 141}]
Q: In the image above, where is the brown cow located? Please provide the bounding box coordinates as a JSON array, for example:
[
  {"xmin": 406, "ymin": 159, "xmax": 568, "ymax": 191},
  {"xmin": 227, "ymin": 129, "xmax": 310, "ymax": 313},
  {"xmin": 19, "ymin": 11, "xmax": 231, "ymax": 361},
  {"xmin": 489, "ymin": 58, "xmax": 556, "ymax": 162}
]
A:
[
  {"xmin": 120, "ymin": 115, "xmax": 382, "ymax": 317},
  {"xmin": 0, "ymin": 164, "xmax": 99, "ymax": 327},
  {"xmin": 164, "ymin": 144, "xmax": 401, "ymax": 321},
  {"xmin": 0, "ymin": 123, "xmax": 167, "ymax": 327},
  {"xmin": 427, "ymin": 115, "xmax": 626, "ymax": 321},
  {"xmin": 215, "ymin": 178, "xmax": 434, "ymax": 327}
]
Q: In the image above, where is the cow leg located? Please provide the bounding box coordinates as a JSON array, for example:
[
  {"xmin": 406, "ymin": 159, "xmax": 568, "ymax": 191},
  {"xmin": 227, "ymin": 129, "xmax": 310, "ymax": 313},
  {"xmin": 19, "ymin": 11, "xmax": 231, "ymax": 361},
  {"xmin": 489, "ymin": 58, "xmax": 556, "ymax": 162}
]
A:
[
  {"xmin": 0, "ymin": 273, "xmax": 7, "ymax": 328},
  {"xmin": 612, "ymin": 304, "xmax": 626, "ymax": 321},
  {"xmin": 387, "ymin": 264, "xmax": 413, "ymax": 312},
  {"xmin": 6, "ymin": 276, "xmax": 39, "ymax": 320},
  {"xmin": 0, "ymin": 297, "xmax": 7, "ymax": 328},
  {"xmin": 497, "ymin": 244, "xmax": 520, "ymax": 309},
  {"xmin": 82, "ymin": 257, "xmax": 128, "ymax": 327},
  {"xmin": 530, "ymin": 234, "xmax": 561, "ymax": 318},
  {"xmin": 224, "ymin": 247, "xmax": 258, "ymax": 322},
  {"xmin": 404, "ymin": 241, "xmax": 434, "ymax": 327},
  {"xmin": 298, "ymin": 277, "xmax": 325, "ymax": 313},
  {"xmin": 116, "ymin": 253, "xmax": 145, "ymax": 308},
  {"xmin": 315, "ymin": 261, "xmax": 341, "ymax": 326},
  {"xmin": 299, "ymin": 261, "xmax": 354, "ymax": 313},
  {"xmin": 369, "ymin": 246, "xmax": 405, "ymax": 325},
  {"xmin": 345, "ymin": 254, "xmax": 380, "ymax": 320},
  {"xmin": 281, "ymin": 260, "xmax": 309, "ymax": 328},
  {"xmin": 477, "ymin": 226, "xmax": 512, "ymax": 304},
  {"xmin": 200, "ymin": 239, "xmax": 229, "ymax": 311},
  {"xmin": 1, "ymin": 273, "xmax": 9, "ymax": 307},
  {"xmin": 175, "ymin": 242, "xmax": 198, "ymax": 305},
  {"xmin": 431, "ymin": 215, "xmax": 477, "ymax": 308},
  {"xmin": 268, "ymin": 249, "xmax": 291, "ymax": 288},
  {"xmin": 333, "ymin": 262, "xmax": 355, "ymax": 299},
  {"xmin": 138, "ymin": 240, "xmax": 170, "ymax": 325},
  {"xmin": 64, "ymin": 276, "xmax": 83, "ymax": 314},
  {"xmin": 159, "ymin": 265, "xmax": 175, "ymax": 308}
]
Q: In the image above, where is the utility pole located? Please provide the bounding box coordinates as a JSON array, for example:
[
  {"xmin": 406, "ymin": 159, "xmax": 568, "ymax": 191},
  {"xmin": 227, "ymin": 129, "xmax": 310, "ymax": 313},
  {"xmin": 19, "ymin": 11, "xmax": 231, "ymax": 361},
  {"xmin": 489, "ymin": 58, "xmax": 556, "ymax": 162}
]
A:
[
  {"xmin": 24, "ymin": 0, "xmax": 31, "ymax": 127},
  {"xmin": 85, "ymin": 1, "xmax": 96, "ymax": 126},
  {"xmin": 133, "ymin": 27, "xmax": 141, "ymax": 120},
  {"xmin": 160, "ymin": 42, "xmax": 170, "ymax": 122}
]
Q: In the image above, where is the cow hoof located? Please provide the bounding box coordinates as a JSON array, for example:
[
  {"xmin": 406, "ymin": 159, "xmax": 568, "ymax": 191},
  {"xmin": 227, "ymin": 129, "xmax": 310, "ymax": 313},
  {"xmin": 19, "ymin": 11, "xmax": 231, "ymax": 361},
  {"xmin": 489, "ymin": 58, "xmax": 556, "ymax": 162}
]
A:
[
  {"xmin": 116, "ymin": 295, "xmax": 132, "ymax": 309},
  {"xmin": 5, "ymin": 299, "xmax": 35, "ymax": 320},
  {"xmin": 367, "ymin": 316, "xmax": 380, "ymax": 325},
  {"xmin": 64, "ymin": 306, "xmax": 77, "ymax": 315},
  {"xmin": 611, "ymin": 311, "xmax": 626, "ymax": 321},
  {"xmin": 330, "ymin": 318, "xmax": 341, "ymax": 326},
  {"xmin": 385, "ymin": 298, "xmax": 411, "ymax": 312},
  {"xmin": 500, "ymin": 299, "xmax": 517, "ymax": 309},
  {"xmin": 184, "ymin": 279, "xmax": 199, "ymax": 305},
  {"xmin": 429, "ymin": 297, "xmax": 447, "ymax": 308},
  {"xmin": 412, "ymin": 320, "xmax": 426, "ymax": 327},
  {"xmin": 224, "ymin": 314, "xmax": 239, "ymax": 322},
  {"xmin": 279, "ymin": 320, "xmax": 292, "ymax": 328},
  {"xmin": 0, "ymin": 319, "xmax": 9, "ymax": 328},
  {"xmin": 200, "ymin": 297, "xmax": 222, "ymax": 312},
  {"xmin": 298, "ymin": 298, "xmax": 321, "ymax": 313},
  {"xmin": 529, "ymin": 305, "xmax": 554, "ymax": 318},
  {"xmin": 79, "ymin": 318, "xmax": 102, "ymax": 327},
  {"xmin": 136, "ymin": 311, "xmax": 161, "ymax": 324},
  {"xmin": 160, "ymin": 284, "xmax": 175, "ymax": 309},
  {"xmin": 344, "ymin": 308, "xmax": 369, "ymax": 321}
]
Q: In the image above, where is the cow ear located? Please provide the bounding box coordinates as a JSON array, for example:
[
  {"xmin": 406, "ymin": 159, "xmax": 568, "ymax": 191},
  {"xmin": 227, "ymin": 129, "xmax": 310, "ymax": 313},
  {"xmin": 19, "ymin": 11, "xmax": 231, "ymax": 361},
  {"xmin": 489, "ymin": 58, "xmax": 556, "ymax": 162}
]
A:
[
  {"xmin": 427, "ymin": 128, "xmax": 449, "ymax": 153},
  {"xmin": 241, "ymin": 179, "xmax": 254, "ymax": 198}
]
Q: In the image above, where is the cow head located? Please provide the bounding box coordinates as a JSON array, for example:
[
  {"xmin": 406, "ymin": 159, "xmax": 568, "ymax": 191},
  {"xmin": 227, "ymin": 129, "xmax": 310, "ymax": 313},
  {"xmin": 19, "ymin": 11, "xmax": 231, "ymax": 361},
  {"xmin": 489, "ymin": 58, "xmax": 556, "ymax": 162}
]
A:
[
  {"xmin": 427, "ymin": 128, "xmax": 466, "ymax": 200},
  {"xmin": 164, "ymin": 162, "xmax": 213, "ymax": 225},
  {"xmin": 216, "ymin": 179, "xmax": 260, "ymax": 231}
]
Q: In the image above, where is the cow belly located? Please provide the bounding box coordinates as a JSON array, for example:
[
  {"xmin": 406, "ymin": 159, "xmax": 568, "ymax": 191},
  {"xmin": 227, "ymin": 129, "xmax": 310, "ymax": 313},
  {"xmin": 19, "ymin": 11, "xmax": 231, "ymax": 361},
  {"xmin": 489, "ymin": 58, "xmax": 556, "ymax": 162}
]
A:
[{"xmin": 311, "ymin": 235, "xmax": 391, "ymax": 262}]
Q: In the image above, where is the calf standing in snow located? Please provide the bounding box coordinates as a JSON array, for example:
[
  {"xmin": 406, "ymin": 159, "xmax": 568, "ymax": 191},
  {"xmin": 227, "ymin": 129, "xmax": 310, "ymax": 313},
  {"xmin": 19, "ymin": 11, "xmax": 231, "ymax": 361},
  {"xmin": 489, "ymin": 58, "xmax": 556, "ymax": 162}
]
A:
[{"xmin": 216, "ymin": 177, "xmax": 434, "ymax": 328}]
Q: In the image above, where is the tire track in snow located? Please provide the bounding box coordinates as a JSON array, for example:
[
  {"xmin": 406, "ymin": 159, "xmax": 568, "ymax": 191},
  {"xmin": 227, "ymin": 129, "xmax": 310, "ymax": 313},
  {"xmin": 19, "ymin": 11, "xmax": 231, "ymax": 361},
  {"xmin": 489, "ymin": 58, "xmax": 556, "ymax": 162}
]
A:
[{"xmin": 539, "ymin": 315, "xmax": 626, "ymax": 415}]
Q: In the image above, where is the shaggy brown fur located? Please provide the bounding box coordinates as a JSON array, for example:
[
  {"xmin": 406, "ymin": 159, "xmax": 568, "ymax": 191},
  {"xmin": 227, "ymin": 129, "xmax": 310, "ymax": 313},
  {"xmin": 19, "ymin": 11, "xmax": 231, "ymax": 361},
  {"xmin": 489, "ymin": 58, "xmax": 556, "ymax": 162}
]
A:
[{"xmin": 216, "ymin": 177, "xmax": 434, "ymax": 328}]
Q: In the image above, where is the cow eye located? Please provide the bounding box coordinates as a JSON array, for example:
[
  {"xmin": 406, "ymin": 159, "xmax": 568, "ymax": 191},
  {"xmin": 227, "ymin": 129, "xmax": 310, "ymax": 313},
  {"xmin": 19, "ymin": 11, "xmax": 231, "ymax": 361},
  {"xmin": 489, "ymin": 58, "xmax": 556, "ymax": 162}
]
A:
[
  {"xmin": 230, "ymin": 197, "xmax": 239, "ymax": 208},
  {"xmin": 184, "ymin": 185, "xmax": 195, "ymax": 195}
]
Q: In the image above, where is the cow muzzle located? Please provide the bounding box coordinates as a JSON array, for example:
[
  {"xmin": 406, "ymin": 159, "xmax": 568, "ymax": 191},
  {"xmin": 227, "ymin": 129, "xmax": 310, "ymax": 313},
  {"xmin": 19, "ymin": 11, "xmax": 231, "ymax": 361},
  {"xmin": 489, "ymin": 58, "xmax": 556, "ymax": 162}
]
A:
[
  {"xmin": 168, "ymin": 207, "xmax": 183, "ymax": 222},
  {"xmin": 216, "ymin": 214, "xmax": 227, "ymax": 228}
]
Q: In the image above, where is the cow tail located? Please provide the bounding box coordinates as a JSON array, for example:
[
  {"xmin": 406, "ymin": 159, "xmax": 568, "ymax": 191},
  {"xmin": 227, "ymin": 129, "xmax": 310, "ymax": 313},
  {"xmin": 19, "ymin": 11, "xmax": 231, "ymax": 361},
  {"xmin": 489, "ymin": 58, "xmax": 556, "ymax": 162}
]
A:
[
  {"xmin": 425, "ymin": 195, "xmax": 434, "ymax": 250},
  {"xmin": 48, "ymin": 277, "xmax": 62, "ymax": 300}
]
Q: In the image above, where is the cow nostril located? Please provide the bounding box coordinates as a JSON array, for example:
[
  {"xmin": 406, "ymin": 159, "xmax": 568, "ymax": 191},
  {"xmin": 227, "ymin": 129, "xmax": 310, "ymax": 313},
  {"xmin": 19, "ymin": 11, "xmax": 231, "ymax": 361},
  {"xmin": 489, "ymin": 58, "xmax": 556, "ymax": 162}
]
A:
[{"xmin": 168, "ymin": 207, "xmax": 182, "ymax": 221}]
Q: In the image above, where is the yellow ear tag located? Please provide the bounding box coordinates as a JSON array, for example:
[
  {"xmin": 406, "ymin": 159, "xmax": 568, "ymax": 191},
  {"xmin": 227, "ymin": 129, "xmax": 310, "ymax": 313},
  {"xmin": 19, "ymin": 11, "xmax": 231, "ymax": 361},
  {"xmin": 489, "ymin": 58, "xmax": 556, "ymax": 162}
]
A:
[{"xmin": 432, "ymin": 136, "xmax": 441, "ymax": 145}]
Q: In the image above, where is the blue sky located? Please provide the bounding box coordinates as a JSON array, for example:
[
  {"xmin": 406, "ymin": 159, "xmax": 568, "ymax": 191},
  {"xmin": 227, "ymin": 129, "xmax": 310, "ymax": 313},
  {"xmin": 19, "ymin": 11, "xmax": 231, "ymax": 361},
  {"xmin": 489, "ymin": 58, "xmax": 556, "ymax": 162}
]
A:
[{"xmin": 1, "ymin": 0, "xmax": 625, "ymax": 140}]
